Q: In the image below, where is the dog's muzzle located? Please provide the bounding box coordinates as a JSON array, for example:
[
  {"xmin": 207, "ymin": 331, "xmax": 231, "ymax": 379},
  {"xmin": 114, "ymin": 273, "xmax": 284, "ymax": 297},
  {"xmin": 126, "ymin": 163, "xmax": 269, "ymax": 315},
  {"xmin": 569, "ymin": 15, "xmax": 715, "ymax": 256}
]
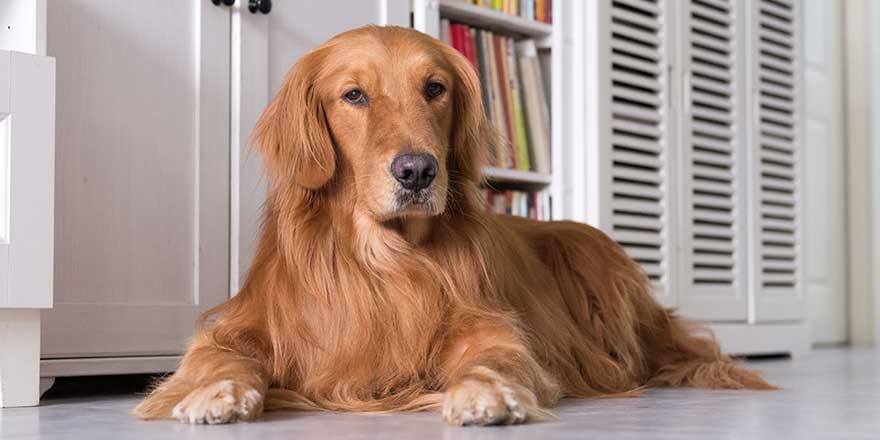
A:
[{"xmin": 390, "ymin": 153, "xmax": 438, "ymax": 192}]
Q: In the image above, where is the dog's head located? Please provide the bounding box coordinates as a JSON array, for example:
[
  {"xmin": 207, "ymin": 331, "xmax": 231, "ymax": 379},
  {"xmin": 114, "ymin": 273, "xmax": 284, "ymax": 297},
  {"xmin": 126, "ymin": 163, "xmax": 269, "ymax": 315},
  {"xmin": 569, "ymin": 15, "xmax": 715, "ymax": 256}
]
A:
[{"xmin": 254, "ymin": 26, "xmax": 488, "ymax": 221}]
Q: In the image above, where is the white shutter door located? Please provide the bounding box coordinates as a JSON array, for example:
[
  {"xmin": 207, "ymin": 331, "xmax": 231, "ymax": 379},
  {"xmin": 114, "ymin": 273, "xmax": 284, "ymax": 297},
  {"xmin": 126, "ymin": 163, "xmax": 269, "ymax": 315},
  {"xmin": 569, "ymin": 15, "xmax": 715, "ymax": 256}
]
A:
[
  {"xmin": 605, "ymin": 0, "xmax": 676, "ymax": 305},
  {"xmin": 748, "ymin": 0, "xmax": 804, "ymax": 321},
  {"xmin": 677, "ymin": 0, "xmax": 749, "ymax": 321}
]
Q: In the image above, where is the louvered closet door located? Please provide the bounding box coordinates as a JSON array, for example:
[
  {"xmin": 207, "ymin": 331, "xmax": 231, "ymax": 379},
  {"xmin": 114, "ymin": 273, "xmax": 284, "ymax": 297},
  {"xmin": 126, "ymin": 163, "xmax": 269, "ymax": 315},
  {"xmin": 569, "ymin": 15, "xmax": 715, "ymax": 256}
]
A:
[
  {"xmin": 748, "ymin": 0, "xmax": 804, "ymax": 321},
  {"xmin": 677, "ymin": 0, "xmax": 749, "ymax": 321},
  {"xmin": 605, "ymin": 0, "xmax": 676, "ymax": 306}
]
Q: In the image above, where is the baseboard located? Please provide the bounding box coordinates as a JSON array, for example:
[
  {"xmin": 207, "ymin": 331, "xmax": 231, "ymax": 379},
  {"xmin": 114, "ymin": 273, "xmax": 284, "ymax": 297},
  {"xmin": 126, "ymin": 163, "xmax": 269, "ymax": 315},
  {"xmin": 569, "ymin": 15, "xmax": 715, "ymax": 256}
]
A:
[
  {"xmin": 710, "ymin": 322, "xmax": 811, "ymax": 357},
  {"xmin": 40, "ymin": 355, "xmax": 181, "ymax": 378},
  {"xmin": 39, "ymin": 323, "xmax": 809, "ymax": 377}
]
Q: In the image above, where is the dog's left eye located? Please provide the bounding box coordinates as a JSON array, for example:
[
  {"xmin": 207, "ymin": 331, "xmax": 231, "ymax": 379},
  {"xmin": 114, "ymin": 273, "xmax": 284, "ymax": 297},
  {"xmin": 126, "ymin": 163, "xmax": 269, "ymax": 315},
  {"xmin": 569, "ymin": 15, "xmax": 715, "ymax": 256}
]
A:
[
  {"xmin": 343, "ymin": 88, "xmax": 367, "ymax": 105},
  {"xmin": 425, "ymin": 82, "xmax": 446, "ymax": 100}
]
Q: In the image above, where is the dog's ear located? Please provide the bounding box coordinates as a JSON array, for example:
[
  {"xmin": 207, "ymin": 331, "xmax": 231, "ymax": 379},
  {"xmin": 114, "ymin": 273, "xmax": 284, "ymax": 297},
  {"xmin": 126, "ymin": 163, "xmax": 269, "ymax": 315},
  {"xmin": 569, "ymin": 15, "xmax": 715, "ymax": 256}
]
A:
[
  {"xmin": 253, "ymin": 49, "xmax": 336, "ymax": 190},
  {"xmin": 441, "ymin": 43, "xmax": 492, "ymax": 184}
]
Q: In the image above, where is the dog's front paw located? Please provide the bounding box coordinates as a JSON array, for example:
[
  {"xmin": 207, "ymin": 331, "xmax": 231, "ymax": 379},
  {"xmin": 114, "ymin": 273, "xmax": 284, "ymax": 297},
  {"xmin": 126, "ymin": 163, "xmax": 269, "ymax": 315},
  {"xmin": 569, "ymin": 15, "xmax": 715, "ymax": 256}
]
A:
[
  {"xmin": 442, "ymin": 379, "xmax": 539, "ymax": 426},
  {"xmin": 172, "ymin": 380, "xmax": 263, "ymax": 424}
]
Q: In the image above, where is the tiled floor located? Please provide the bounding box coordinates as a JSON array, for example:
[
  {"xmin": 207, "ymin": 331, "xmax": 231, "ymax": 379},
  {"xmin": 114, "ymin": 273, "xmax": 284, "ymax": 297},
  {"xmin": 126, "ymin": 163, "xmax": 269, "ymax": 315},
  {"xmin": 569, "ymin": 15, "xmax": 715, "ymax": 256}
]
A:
[{"xmin": 1, "ymin": 348, "xmax": 878, "ymax": 439}]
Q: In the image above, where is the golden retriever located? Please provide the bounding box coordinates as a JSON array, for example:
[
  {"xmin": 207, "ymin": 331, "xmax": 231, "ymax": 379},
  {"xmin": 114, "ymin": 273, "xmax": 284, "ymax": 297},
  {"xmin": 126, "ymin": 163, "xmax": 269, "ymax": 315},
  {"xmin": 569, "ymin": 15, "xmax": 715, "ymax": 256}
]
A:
[{"xmin": 134, "ymin": 26, "xmax": 772, "ymax": 426}]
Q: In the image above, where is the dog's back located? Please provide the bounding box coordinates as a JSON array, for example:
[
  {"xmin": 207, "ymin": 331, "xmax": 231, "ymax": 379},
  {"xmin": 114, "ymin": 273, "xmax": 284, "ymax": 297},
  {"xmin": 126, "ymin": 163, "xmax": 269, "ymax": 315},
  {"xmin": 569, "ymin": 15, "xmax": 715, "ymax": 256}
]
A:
[{"xmin": 497, "ymin": 215, "xmax": 775, "ymax": 392}]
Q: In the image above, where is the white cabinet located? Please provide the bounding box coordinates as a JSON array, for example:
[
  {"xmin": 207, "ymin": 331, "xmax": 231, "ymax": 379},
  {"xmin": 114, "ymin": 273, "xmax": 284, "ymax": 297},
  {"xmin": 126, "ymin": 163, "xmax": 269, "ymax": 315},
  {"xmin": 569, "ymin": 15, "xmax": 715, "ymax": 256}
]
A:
[
  {"xmin": 41, "ymin": 1, "xmax": 231, "ymax": 363},
  {"xmin": 0, "ymin": 49, "xmax": 55, "ymax": 407}
]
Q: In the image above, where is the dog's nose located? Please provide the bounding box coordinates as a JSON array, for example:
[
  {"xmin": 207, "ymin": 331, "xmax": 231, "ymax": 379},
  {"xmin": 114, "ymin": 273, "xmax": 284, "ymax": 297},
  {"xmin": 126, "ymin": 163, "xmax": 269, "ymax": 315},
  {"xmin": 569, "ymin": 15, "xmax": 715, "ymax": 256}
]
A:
[{"xmin": 390, "ymin": 153, "xmax": 438, "ymax": 191}]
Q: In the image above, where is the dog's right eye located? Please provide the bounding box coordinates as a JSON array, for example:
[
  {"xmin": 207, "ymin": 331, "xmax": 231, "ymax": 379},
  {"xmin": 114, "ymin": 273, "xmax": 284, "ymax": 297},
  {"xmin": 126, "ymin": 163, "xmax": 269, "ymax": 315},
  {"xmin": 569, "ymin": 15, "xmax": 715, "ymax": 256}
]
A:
[{"xmin": 343, "ymin": 89, "xmax": 367, "ymax": 106}]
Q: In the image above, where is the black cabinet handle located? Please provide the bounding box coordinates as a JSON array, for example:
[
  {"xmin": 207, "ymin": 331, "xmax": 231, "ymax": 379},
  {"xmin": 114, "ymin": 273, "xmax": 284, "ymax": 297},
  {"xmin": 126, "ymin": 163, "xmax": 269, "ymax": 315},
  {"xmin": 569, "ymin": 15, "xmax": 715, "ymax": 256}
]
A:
[
  {"xmin": 248, "ymin": 0, "xmax": 272, "ymax": 14},
  {"xmin": 211, "ymin": 0, "xmax": 235, "ymax": 6}
]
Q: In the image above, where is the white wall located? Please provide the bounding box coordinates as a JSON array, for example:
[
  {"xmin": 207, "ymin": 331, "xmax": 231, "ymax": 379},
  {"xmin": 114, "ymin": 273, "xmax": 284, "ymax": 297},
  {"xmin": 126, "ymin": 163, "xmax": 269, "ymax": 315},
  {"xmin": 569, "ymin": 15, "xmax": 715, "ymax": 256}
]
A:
[
  {"xmin": 844, "ymin": 0, "xmax": 880, "ymax": 347},
  {"xmin": 871, "ymin": 0, "xmax": 880, "ymax": 347}
]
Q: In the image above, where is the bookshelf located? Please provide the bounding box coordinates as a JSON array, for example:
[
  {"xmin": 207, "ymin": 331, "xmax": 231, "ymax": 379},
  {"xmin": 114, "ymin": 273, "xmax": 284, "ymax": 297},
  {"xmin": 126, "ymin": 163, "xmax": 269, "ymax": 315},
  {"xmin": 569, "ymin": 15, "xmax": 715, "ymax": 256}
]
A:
[
  {"xmin": 481, "ymin": 167, "xmax": 552, "ymax": 188},
  {"xmin": 436, "ymin": 1, "xmax": 552, "ymax": 38},
  {"xmin": 413, "ymin": 0, "xmax": 560, "ymax": 220}
]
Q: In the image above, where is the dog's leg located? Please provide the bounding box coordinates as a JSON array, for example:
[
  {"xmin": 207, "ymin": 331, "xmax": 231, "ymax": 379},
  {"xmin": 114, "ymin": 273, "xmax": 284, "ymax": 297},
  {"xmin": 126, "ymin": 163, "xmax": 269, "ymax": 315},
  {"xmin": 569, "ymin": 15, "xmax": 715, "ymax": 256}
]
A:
[
  {"xmin": 438, "ymin": 325, "xmax": 561, "ymax": 426},
  {"xmin": 133, "ymin": 333, "xmax": 270, "ymax": 424}
]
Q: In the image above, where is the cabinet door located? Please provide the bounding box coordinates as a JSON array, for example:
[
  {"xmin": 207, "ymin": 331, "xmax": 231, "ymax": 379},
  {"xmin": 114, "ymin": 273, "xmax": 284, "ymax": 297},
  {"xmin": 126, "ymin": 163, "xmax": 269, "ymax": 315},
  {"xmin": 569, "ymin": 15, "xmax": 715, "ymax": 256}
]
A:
[
  {"xmin": 584, "ymin": 0, "xmax": 678, "ymax": 308},
  {"xmin": 747, "ymin": 0, "xmax": 805, "ymax": 322},
  {"xmin": 0, "ymin": 51, "xmax": 54, "ymax": 310},
  {"xmin": 42, "ymin": 1, "xmax": 230, "ymax": 357},
  {"xmin": 802, "ymin": 0, "xmax": 846, "ymax": 343},
  {"xmin": 233, "ymin": 0, "xmax": 407, "ymax": 287},
  {"xmin": 676, "ymin": 0, "xmax": 749, "ymax": 322}
]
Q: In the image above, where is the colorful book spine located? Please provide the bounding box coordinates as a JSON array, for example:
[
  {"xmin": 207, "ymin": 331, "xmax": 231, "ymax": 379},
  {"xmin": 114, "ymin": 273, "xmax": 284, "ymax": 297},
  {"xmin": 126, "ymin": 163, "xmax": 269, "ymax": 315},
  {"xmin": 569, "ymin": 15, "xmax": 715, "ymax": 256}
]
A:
[
  {"xmin": 440, "ymin": 19, "xmax": 452, "ymax": 46},
  {"xmin": 474, "ymin": 30, "xmax": 497, "ymax": 167},
  {"xmin": 492, "ymin": 35, "xmax": 517, "ymax": 169},
  {"xmin": 485, "ymin": 31, "xmax": 509, "ymax": 168},
  {"xmin": 516, "ymin": 39, "xmax": 551, "ymax": 174},
  {"xmin": 461, "ymin": 0, "xmax": 550, "ymax": 24},
  {"xmin": 496, "ymin": 36, "xmax": 520, "ymax": 170},
  {"xmin": 506, "ymin": 36, "xmax": 531, "ymax": 171}
]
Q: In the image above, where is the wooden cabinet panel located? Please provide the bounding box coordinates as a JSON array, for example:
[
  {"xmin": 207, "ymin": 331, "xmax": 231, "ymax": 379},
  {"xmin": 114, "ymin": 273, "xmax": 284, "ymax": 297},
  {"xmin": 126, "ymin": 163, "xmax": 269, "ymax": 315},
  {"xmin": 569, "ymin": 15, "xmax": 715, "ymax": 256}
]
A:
[{"xmin": 42, "ymin": 1, "xmax": 231, "ymax": 358}]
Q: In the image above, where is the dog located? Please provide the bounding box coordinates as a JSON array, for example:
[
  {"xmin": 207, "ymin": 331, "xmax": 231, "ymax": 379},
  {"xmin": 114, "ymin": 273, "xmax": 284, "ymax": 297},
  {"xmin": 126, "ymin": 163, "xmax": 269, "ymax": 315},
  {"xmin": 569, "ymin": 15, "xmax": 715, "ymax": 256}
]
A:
[{"xmin": 134, "ymin": 26, "xmax": 772, "ymax": 426}]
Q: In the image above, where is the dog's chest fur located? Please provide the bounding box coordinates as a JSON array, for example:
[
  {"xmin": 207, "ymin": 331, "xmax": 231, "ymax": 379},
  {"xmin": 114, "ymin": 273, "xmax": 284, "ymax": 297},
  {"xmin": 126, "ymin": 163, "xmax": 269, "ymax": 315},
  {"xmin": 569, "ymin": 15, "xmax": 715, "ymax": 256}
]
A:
[{"xmin": 291, "ymin": 237, "xmax": 457, "ymax": 393}]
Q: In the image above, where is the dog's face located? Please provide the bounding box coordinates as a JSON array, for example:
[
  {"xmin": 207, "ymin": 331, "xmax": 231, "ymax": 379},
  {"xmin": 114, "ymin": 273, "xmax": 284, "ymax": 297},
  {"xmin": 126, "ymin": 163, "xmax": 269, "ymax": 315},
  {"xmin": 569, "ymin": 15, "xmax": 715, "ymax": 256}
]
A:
[
  {"xmin": 254, "ymin": 27, "xmax": 488, "ymax": 221},
  {"xmin": 321, "ymin": 33, "xmax": 454, "ymax": 219}
]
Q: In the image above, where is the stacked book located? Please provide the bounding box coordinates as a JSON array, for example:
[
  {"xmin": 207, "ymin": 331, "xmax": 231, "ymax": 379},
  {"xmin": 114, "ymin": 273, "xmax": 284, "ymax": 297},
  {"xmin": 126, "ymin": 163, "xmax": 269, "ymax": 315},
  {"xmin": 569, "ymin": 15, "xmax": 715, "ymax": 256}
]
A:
[
  {"xmin": 441, "ymin": 21, "xmax": 551, "ymax": 174},
  {"xmin": 482, "ymin": 189, "xmax": 551, "ymax": 220},
  {"xmin": 459, "ymin": 0, "xmax": 553, "ymax": 23}
]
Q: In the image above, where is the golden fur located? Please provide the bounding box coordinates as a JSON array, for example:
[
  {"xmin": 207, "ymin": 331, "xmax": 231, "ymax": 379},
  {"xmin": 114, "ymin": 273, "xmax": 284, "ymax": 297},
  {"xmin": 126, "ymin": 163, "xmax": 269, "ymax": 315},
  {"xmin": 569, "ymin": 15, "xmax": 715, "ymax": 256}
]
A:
[{"xmin": 134, "ymin": 26, "xmax": 773, "ymax": 426}]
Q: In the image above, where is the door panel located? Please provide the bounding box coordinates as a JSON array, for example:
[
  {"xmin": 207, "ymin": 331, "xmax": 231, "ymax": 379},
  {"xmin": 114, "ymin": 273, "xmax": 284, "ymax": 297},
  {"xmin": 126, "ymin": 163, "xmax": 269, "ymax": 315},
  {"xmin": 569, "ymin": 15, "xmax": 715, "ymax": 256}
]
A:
[
  {"xmin": 802, "ymin": 0, "xmax": 846, "ymax": 343},
  {"xmin": 677, "ymin": 0, "xmax": 749, "ymax": 322},
  {"xmin": 42, "ymin": 1, "xmax": 230, "ymax": 357},
  {"xmin": 603, "ymin": 0, "xmax": 676, "ymax": 307},
  {"xmin": 748, "ymin": 0, "xmax": 806, "ymax": 322}
]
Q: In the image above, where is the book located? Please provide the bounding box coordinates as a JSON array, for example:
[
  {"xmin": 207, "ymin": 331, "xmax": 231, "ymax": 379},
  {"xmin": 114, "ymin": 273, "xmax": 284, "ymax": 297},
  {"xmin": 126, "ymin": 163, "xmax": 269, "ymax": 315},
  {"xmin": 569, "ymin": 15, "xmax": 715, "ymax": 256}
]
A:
[
  {"xmin": 492, "ymin": 34, "xmax": 515, "ymax": 168},
  {"xmin": 506, "ymin": 36, "xmax": 531, "ymax": 171},
  {"xmin": 474, "ymin": 30, "xmax": 497, "ymax": 167},
  {"xmin": 484, "ymin": 31, "xmax": 509, "ymax": 168},
  {"xmin": 522, "ymin": 0, "xmax": 534, "ymax": 20},
  {"xmin": 457, "ymin": 25, "xmax": 472, "ymax": 65},
  {"xmin": 440, "ymin": 19, "xmax": 451, "ymax": 47},
  {"xmin": 467, "ymin": 28, "xmax": 477, "ymax": 69},
  {"xmin": 494, "ymin": 35, "xmax": 519, "ymax": 170},
  {"xmin": 449, "ymin": 23, "xmax": 460, "ymax": 52},
  {"xmin": 516, "ymin": 39, "xmax": 551, "ymax": 174}
]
